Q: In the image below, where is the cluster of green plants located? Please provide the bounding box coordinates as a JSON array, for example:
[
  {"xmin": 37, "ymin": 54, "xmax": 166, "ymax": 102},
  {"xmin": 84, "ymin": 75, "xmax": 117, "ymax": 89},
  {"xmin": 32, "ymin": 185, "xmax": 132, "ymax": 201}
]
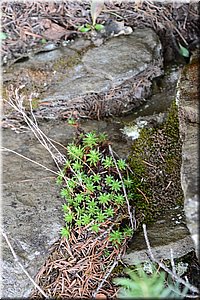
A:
[
  {"xmin": 57, "ymin": 131, "xmax": 134, "ymax": 247},
  {"xmin": 114, "ymin": 263, "xmax": 189, "ymax": 299},
  {"xmin": 78, "ymin": 0, "xmax": 105, "ymax": 33}
]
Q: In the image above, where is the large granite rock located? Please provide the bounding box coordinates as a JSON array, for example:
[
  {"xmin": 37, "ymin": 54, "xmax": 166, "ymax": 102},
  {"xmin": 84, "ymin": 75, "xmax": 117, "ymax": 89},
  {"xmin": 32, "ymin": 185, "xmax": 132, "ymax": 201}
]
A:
[
  {"xmin": 177, "ymin": 50, "xmax": 199, "ymax": 258},
  {"xmin": 3, "ymin": 28, "xmax": 163, "ymax": 121}
]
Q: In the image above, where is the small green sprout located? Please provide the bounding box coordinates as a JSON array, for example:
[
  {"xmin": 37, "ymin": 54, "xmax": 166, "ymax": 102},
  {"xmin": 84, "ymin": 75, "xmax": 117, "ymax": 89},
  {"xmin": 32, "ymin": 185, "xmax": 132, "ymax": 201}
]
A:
[
  {"xmin": 102, "ymin": 156, "xmax": 114, "ymax": 168},
  {"xmin": 85, "ymin": 182, "xmax": 96, "ymax": 193},
  {"xmin": 64, "ymin": 212, "xmax": 74, "ymax": 223},
  {"xmin": 75, "ymin": 207, "xmax": 86, "ymax": 217},
  {"xmin": 74, "ymin": 193, "xmax": 85, "ymax": 204},
  {"xmin": 96, "ymin": 211, "xmax": 106, "ymax": 223},
  {"xmin": 87, "ymin": 149, "xmax": 101, "ymax": 166},
  {"xmin": 60, "ymin": 188, "xmax": 70, "ymax": 199},
  {"xmin": 72, "ymin": 160, "xmax": 83, "ymax": 172},
  {"xmin": 67, "ymin": 144, "xmax": 84, "ymax": 159},
  {"xmin": 124, "ymin": 177, "xmax": 134, "ymax": 188},
  {"xmin": 109, "ymin": 229, "xmax": 123, "ymax": 245},
  {"xmin": 109, "ymin": 179, "xmax": 122, "ymax": 192},
  {"xmin": 105, "ymin": 206, "xmax": 114, "ymax": 217},
  {"xmin": 123, "ymin": 226, "xmax": 133, "ymax": 237},
  {"xmin": 81, "ymin": 214, "xmax": 92, "ymax": 225},
  {"xmin": 105, "ymin": 175, "xmax": 114, "ymax": 185},
  {"xmin": 62, "ymin": 203, "xmax": 69, "ymax": 213},
  {"xmin": 61, "ymin": 226, "xmax": 70, "ymax": 239},
  {"xmin": 98, "ymin": 193, "xmax": 110, "ymax": 205},
  {"xmin": 83, "ymin": 132, "xmax": 98, "ymax": 148},
  {"xmin": 76, "ymin": 218, "xmax": 82, "ymax": 227},
  {"xmin": 56, "ymin": 171, "xmax": 65, "ymax": 185},
  {"xmin": 92, "ymin": 173, "xmax": 101, "ymax": 183},
  {"xmin": 67, "ymin": 117, "xmax": 76, "ymax": 125},
  {"xmin": 114, "ymin": 194, "xmax": 125, "ymax": 205},
  {"xmin": 117, "ymin": 159, "xmax": 127, "ymax": 170},
  {"xmin": 90, "ymin": 223, "xmax": 100, "ymax": 233}
]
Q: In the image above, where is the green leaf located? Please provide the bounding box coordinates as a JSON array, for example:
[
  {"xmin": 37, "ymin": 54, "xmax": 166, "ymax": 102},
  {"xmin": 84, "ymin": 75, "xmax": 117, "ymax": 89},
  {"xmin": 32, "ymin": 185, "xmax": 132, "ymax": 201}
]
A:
[
  {"xmin": 178, "ymin": 43, "xmax": 190, "ymax": 58},
  {"xmin": 64, "ymin": 212, "xmax": 73, "ymax": 223},
  {"xmin": 79, "ymin": 25, "xmax": 91, "ymax": 32},
  {"xmin": 90, "ymin": 0, "xmax": 104, "ymax": 26},
  {"xmin": 91, "ymin": 223, "xmax": 100, "ymax": 233},
  {"xmin": 94, "ymin": 24, "xmax": 104, "ymax": 31},
  {"xmin": 0, "ymin": 32, "xmax": 7, "ymax": 40},
  {"xmin": 40, "ymin": 38, "xmax": 47, "ymax": 44},
  {"xmin": 60, "ymin": 226, "xmax": 70, "ymax": 239}
]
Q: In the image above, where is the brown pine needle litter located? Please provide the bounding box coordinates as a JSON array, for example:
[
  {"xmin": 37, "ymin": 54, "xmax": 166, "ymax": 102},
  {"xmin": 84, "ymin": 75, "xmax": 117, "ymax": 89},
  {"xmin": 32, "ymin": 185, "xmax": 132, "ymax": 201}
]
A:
[{"xmin": 31, "ymin": 224, "xmax": 127, "ymax": 299}]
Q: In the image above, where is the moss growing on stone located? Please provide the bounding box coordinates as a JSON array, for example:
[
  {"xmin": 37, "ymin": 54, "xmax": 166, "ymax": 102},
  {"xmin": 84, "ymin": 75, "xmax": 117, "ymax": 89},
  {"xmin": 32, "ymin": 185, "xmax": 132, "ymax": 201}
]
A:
[
  {"xmin": 127, "ymin": 100, "xmax": 183, "ymax": 228},
  {"xmin": 53, "ymin": 52, "xmax": 81, "ymax": 72}
]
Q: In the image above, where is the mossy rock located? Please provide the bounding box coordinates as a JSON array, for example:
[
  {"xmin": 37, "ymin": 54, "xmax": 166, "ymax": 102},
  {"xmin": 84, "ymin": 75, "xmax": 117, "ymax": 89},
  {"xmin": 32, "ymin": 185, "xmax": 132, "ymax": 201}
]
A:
[{"xmin": 127, "ymin": 101, "xmax": 183, "ymax": 227}]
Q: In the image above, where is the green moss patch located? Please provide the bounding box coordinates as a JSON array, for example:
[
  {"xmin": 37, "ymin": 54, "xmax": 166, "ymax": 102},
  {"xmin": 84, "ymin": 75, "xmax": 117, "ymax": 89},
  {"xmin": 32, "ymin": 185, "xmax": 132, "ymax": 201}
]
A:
[{"xmin": 127, "ymin": 101, "xmax": 183, "ymax": 225}]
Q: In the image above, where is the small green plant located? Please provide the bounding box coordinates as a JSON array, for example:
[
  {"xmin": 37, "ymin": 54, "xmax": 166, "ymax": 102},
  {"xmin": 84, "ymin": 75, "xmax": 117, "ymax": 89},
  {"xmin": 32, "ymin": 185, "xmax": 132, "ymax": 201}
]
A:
[
  {"xmin": 78, "ymin": 0, "xmax": 104, "ymax": 33},
  {"xmin": 114, "ymin": 194, "xmax": 125, "ymax": 206},
  {"xmin": 67, "ymin": 117, "xmax": 77, "ymax": 125},
  {"xmin": 67, "ymin": 144, "xmax": 84, "ymax": 159},
  {"xmin": 56, "ymin": 171, "xmax": 65, "ymax": 185},
  {"xmin": 79, "ymin": 23, "xmax": 104, "ymax": 33},
  {"xmin": 61, "ymin": 226, "xmax": 70, "ymax": 239},
  {"xmin": 57, "ymin": 130, "xmax": 134, "ymax": 248},
  {"xmin": 104, "ymin": 206, "xmax": 114, "ymax": 217},
  {"xmin": 109, "ymin": 179, "xmax": 122, "ymax": 192},
  {"xmin": 105, "ymin": 175, "xmax": 114, "ymax": 185},
  {"xmin": 83, "ymin": 132, "xmax": 98, "ymax": 148},
  {"xmin": 178, "ymin": 43, "xmax": 190, "ymax": 58},
  {"xmin": 117, "ymin": 159, "xmax": 127, "ymax": 171},
  {"xmin": 64, "ymin": 212, "xmax": 74, "ymax": 223},
  {"xmin": 96, "ymin": 210, "xmax": 106, "ymax": 223},
  {"xmin": 98, "ymin": 192, "xmax": 111, "ymax": 205},
  {"xmin": 109, "ymin": 229, "xmax": 124, "ymax": 246},
  {"xmin": 102, "ymin": 156, "xmax": 114, "ymax": 168},
  {"xmin": 91, "ymin": 223, "xmax": 100, "ymax": 233},
  {"xmin": 92, "ymin": 173, "xmax": 101, "ymax": 183},
  {"xmin": 114, "ymin": 265, "xmax": 189, "ymax": 298},
  {"xmin": 87, "ymin": 149, "xmax": 101, "ymax": 166},
  {"xmin": 0, "ymin": 32, "xmax": 7, "ymax": 40}
]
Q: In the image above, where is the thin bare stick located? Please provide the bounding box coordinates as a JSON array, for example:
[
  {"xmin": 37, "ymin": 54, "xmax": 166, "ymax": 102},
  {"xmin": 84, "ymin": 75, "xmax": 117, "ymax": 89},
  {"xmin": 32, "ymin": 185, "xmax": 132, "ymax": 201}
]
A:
[
  {"xmin": 1, "ymin": 229, "xmax": 49, "ymax": 298},
  {"xmin": 108, "ymin": 145, "xmax": 135, "ymax": 231},
  {"xmin": 92, "ymin": 254, "xmax": 120, "ymax": 298},
  {"xmin": 142, "ymin": 224, "xmax": 199, "ymax": 295},
  {"xmin": 1, "ymin": 147, "xmax": 59, "ymax": 176},
  {"xmin": 170, "ymin": 248, "xmax": 176, "ymax": 275}
]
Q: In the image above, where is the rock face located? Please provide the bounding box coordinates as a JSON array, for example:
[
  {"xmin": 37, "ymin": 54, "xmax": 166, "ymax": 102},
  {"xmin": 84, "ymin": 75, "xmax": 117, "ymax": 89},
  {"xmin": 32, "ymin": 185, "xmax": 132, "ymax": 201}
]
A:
[
  {"xmin": 3, "ymin": 28, "xmax": 163, "ymax": 120},
  {"xmin": 122, "ymin": 207, "xmax": 194, "ymax": 264},
  {"xmin": 177, "ymin": 50, "xmax": 199, "ymax": 258},
  {"xmin": 1, "ymin": 118, "xmax": 134, "ymax": 298}
]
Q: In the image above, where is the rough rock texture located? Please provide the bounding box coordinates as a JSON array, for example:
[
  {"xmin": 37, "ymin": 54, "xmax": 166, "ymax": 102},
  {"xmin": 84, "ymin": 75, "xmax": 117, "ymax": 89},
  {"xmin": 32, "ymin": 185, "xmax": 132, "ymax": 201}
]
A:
[
  {"xmin": 122, "ymin": 206, "xmax": 195, "ymax": 264},
  {"xmin": 177, "ymin": 50, "xmax": 199, "ymax": 258},
  {"xmin": 2, "ymin": 128, "xmax": 65, "ymax": 297},
  {"xmin": 3, "ymin": 28, "xmax": 163, "ymax": 121},
  {"xmin": 1, "ymin": 117, "xmax": 134, "ymax": 298}
]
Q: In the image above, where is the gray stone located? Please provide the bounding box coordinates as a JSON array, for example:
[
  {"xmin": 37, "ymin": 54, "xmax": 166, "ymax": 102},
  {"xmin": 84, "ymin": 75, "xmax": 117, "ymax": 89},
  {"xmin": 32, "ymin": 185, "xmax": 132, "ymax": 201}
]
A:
[
  {"xmin": 3, "ymin": 28, "xmax": 163, "ymax": 120},
  {"xmin": 1, "ymin": 128, "xmax": 64, "ymax": 297},
  {"xmin": 1, "ymin": 118, "xmax": 134, "ymax": 297},
  {"xmin": 177, "ymin": 50, "xmax": 199, "ymax": 258},
  {"xmin": 122, "ymin": 207, "xmax": 195, "ymax": 264}
]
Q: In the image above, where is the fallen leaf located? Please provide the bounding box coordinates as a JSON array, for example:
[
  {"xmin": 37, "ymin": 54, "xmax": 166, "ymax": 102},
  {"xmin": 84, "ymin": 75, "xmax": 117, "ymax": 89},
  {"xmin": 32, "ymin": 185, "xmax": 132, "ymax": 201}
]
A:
[
  {"xmin": 95, "ymin": 293, "xmax": 107, "ymax": 299},
  {"xmin": 40, "ymin": 18, "xmax": 74, "ymax": 40}
]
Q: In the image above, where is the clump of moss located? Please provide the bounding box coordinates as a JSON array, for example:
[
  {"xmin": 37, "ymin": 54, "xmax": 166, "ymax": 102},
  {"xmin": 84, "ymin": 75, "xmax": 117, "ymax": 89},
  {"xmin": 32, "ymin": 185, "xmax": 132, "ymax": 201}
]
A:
[
  {"xmin": 53, "ymin": 53, "xmax": 81, "ymax": 72},
  {"xmin": 127, "ymin": 101, "xmax": 183, "ymax": 228}
]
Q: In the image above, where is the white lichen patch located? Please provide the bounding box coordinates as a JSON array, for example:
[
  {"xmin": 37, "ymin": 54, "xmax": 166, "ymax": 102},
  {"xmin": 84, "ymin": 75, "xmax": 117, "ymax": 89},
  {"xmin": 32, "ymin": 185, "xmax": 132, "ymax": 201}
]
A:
[{"xmin": 121, "ymin": 120, "xmax": 148, "ymax": 140}]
